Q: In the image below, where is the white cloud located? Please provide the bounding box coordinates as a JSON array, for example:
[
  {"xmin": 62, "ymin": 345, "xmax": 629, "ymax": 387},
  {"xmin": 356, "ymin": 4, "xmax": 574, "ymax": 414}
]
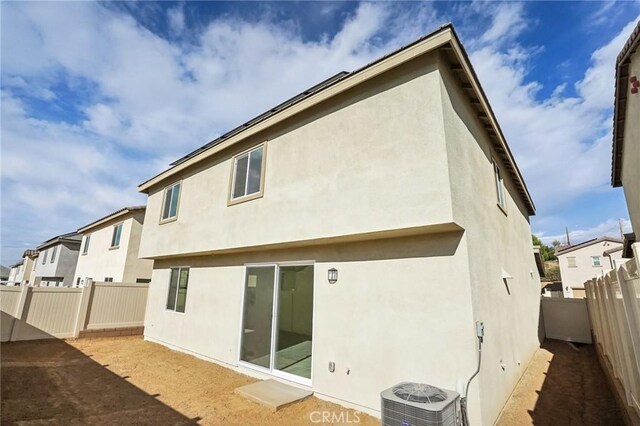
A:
[
  {"xmin": 480, "ymin": 2, "xmax": 527, "ymax": 44},
  {"xmin": 537, "ymin": 218, "xmax": 632, "ymax": 245},
  {"xmin": 167, "ymin": 4, "xmax": 185, "ymax": 35}
]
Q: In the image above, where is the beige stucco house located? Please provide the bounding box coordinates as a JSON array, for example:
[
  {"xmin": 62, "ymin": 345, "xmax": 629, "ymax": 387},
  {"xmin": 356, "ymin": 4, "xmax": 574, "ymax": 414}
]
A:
[
  {"xmin": 32, "ymin": 233, "xmax": 82, "ymax": 287},
  {"xmin": 613, "ymin": 21, "xmax": 640, "ymax": 253},
  {"xmin": 73, "ymin": 206, "xmax": 153, "ymax": 286},
  {"xmin": 7, "ymin": 250, "xmax": 37, "ymax": 286},
  {"xmin": 137, "ymin": 25, "xmax": 541, "ymax": 425},
  {"xmin": 556, "ymin": 237, "xmax": 624, "ymax": 298}
]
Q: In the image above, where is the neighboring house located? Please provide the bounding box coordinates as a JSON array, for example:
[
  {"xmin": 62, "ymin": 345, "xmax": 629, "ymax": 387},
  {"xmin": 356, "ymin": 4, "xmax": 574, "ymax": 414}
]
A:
[
  {"xmin": 613, "ymin": 20, "xmax": 640, "ymax": 254},
  {"xmin": 20, "ymin": 250, "xmax": 38, "ymax": 285},
  {"xmin": 73, "ymin": 206, "xmax": 153, "ymax": 286},
  {"xmin": 8, "ymin": 250, "xmax": 39, "ymax": 285},
  {"xmin": 136, "ymin": 25, "xmax": 541, "ymax": 425},
  {"xmin": 556, "ymin": 237, "xmax": 623, "ymax": 298},
  {"xmin": 32, "ymin": 232, "xmax": 82, "ymax": 287},
  {"xmin": 7, "ymin": 260, "xmax": 24, "ymax": 285},
  {"xmin": 0, "ymin": 265, "xmax": 10, "ymax": 282}
]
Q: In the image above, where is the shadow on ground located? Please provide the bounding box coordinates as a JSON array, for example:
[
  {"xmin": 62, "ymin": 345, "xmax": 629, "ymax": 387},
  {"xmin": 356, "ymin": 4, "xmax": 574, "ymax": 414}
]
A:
[
  {"xmin": 497, "ymin": 339, "xmax": 623, "ymax": 425},
  {"xmin": 1, "ymin": 338, "xmax": 198, "ymax": 425}
]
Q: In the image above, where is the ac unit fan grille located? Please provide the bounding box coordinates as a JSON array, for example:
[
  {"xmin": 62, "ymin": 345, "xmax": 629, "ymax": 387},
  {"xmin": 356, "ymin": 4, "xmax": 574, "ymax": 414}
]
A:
[{"xmin": 392, "ymin": 383, "xmax": 447, "ymax": 404}]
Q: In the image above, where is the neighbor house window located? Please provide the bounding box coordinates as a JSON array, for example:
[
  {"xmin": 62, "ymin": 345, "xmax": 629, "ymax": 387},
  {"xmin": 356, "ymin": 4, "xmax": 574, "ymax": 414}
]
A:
[
  {"xmin": 493, "ymin": 160, "xmax": 506, "ymax": 210},
  {"xmin": 50, "ymin": 246, "xmax": 57, "ymax": 263},
  {"xmin": 166, "ymin": 267, "xmax": 189, "ymax": 313},
  {"xmin": 567, "ymin": 257, "xmax": 577, "ymax": 268},
  {"xmin": 82, "ymin": 234, "xmax": 91, "ymax": 254},
  {"xmin": 104, "ymin": 277, "xmax": 113, "ymax": 282},
  {"xmin": 591, "ymin": 256, "xmax": 602, "ymax": 267},
  {"xmin": 110, "ymin": 223, "xmax": 123, "ymax": 248},
  {"xmin": 161, "ymin": 182, "xmax": 181, "ymax": 221},
  {"xmin": 42, "ymin": 250, "xmax": 47, "ymax": 264},
  {"xmin": 230, "ymin": 145, "xmax": 265, "ymax": 202},
  {"xmin": 76, "ymin": 277, "xmax": 81, "ymax": 287}
]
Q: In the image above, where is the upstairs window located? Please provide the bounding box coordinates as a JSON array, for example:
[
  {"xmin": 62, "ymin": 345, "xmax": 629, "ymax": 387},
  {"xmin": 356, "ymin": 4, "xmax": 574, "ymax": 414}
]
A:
[
  {"xmin": 111, "ymin": 223, "xmax": 123, "ymax": 248},
  {"xmin": 161, "ymin": 182, "xmax": 181, "ymax": 222},
  {"xmin": 42, "ymin": 250, "xmax": 47, "ymax": 264},
  {"xmin": 591, "ymin": 256, "xmax": 602, "ymax": 267},
  {"xmin": 104, "ymin": 277, "xmax": 114, "ymax": 282},
  {"xmin": 166, "ymin": 267, "xmax": 190, "ymax": 313},
  {"xmin": 82, "ymin": 234, "xmax": 91, "ymax": 254},
  {"xmin": 493, "ymin": 160, "xmax": 506, "ymax": 211},
  {"xmin": 567, "ymin": 257, "xmax": 577, "ymax": 268},
  {"xmin": 230, "ymin": 145, "xmax": 265, "ymax": 203},
  {"xmin": 50, "ymin": 246, "xmax": 57, "ymax": 263}
]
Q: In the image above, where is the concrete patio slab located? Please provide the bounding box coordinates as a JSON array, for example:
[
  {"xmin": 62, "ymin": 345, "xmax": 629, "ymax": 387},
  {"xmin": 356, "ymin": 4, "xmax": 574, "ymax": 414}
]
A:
[{"xmin": 235, "ymin": 379, "xmax": 312, "ymax": 412}]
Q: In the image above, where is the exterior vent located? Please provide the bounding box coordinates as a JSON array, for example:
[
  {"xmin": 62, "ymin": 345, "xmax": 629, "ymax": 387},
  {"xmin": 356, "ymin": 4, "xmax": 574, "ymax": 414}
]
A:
[{"xmin": 381, "ymin": 382, "xmax": 461, "ymax": 426}]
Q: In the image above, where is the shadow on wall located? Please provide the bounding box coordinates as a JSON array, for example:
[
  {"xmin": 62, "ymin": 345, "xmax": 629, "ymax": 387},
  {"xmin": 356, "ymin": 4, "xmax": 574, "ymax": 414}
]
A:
[
  {"xmin": 527, "ymin": 340, "xmax": 622, "ymax": 425},
  {"xmin": 156, "ymin": 230, "xmax": 466, "ymax": 269},
  {"xmin": 1, "ymin": 313, "xmax": 198, "ymax": 425}
]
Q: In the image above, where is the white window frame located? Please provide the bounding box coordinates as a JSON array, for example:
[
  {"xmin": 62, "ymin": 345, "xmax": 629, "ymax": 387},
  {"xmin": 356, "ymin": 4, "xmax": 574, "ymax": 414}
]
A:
[
  {"xmin": 104, "ymin": 277, "xmax": 114, "ymax": 282},
  {"xmin": 228, "ymin": 143, "xmax": 267, "ymax": 206},
  {"xmin": 567, "ymin": 257, "xmax": 577, "ymax": 268},
  {"xmin": 591, "ymin": 256, "xmax": 602, "ymax": 267},
  {"xmin": 110, "ymin": 223, "xmax": 123, "ymax": 249},
  {"xmin": 237, "ymin": 260, "xmax": 316, "ymax": 387},
  {"xmin": 493, "ymin": 160, "xmax": 507, "ymax": 213},
  {"xmin": 41, "ymin": 250, "xmax": 47, "ymax": 264},
  {"xmin": 166, "ymin": 266, "xmax": 190, "ymax": 314},
  {"xmin": 50, "ymin": 246, "xmax": 57, "ymax": 263},
  {"xmin": 160, "ymin": 181, "xmax": 182, "ymax": 223},
  {"xmin": 82, "ymin": 234, "xmax": 91, "ymax": 255}
]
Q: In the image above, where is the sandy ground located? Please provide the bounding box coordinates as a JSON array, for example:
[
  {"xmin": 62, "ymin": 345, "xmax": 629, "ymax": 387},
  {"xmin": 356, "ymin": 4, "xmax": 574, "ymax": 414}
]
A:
[
  {"xmin": 1, "ymin": 336, "xmax": 377, "ymax": 425},
  {"xmin": 496, "ymin": 340, "xmax": 623, "ymax": 426}
]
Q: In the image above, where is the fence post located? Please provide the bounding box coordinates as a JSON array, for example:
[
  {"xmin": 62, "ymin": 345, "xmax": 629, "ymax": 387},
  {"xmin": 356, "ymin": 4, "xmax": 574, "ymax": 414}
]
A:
[
  {"xmin": 73, "ymin": 279, "xmax": 94, "ymax": 338},
  {"xmin": 9, "ymin": 286, "xmax": 31, "ymax": 342}
]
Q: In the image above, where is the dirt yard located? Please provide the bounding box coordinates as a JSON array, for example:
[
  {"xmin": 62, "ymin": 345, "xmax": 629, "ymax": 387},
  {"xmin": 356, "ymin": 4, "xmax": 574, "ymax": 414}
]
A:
[
  {"xmin": 496, "ymin": 340, "xmax": 623, "ymax": 425},
  {"xmin": 1, "ymin": 336, "xmax": 377, "ymax": 425}
]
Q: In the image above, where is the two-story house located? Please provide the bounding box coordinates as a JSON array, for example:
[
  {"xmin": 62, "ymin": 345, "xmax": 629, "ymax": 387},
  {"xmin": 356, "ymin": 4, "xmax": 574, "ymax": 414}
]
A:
[
  {"xmin": 73, "ymin": 206, "xmax": 153, "ymax": 286},
  {"xmin": 556, "ymin": 237, "xmax": 624, "ymax": 298},
  {"xmin": 613, "ymin": 20, "xmax": 640, "ymax": 256},
  {"xmin": 32, "ymin": 232, "xmax": 82, "ymax": 287},
  {"xmin": 7, "ymin": 261, "xmax": 23, "ymax": 285},
  {"xmin": 136, "ymin": 25, "xmax": 541, "ymax": 425}
]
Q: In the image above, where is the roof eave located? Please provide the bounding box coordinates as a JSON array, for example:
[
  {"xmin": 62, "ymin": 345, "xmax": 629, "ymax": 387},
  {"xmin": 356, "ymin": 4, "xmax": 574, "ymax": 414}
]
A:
[
  {"xmin": 611, "ymin": 20, "xmax": 640, "ymax": 187},
  {"xmin": 77, "ymin": 206, "xmax": 146, "ymax": 234}
]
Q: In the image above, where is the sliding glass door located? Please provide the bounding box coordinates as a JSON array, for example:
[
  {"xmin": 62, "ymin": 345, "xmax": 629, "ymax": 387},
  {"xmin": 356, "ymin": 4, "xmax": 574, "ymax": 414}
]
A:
[{"xmin": 239, "ymin": 263, "xmax": 314, "ymax": 384}]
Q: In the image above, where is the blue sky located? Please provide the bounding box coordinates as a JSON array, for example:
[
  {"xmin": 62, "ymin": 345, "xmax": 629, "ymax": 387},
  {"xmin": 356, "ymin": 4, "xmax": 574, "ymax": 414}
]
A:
[{"xmin": 1, "ymin": 1, "xmax": 639, "ymax": 266}]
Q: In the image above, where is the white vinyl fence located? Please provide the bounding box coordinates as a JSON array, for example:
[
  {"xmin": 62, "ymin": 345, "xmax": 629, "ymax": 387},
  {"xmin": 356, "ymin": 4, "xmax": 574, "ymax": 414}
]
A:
[
  {"xmin": 541, "ymin": 297, "xmax": 592, "ymax": 343},
  {"xmin": 585, "ymin": 243, "xmax": 640, "ymax": 418},
  {"xmin": 0, "ymin": 280, "xmax": 149, "ymax": 342}
]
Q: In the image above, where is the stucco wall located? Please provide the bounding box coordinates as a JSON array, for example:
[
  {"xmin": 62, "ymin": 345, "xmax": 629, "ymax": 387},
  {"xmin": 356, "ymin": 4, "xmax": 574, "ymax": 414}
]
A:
[
  {"xmin": 144, "ymin": 233, "xmax": 477, "ymax": 416},
  {"xmin": 74, "ymin": 212, "xmax": 153, "ymax": 285},
  {"xmin": 622, "ymin": 50, "xmax": 640, "ymax": 235},
  {"xmin": 557, "ymin": 240, "xmax": 623, "ymax": 293},
  {"xmin": 139, "ymin": 54, "xmax": 454, "ymax": 259},
  {"xmin": 438, "ymin": 52, "xmax": 542, "ymax": 426},
  {"xmin": 22, "ymin": 257, "xmax": 35, "ymax": 284}
]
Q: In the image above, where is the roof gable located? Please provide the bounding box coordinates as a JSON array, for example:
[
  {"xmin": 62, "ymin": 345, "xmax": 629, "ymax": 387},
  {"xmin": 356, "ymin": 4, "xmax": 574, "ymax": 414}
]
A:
[{"xmin": 555, "ymin": 236, "xmax": 623, "ymax": 256}]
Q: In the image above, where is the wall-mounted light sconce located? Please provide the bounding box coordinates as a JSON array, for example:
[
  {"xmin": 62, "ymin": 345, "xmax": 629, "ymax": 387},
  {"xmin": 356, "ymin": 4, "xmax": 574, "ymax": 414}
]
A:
[{"xmin": 328, "ymin": 268, "xmax": 338, "ymax": 284}]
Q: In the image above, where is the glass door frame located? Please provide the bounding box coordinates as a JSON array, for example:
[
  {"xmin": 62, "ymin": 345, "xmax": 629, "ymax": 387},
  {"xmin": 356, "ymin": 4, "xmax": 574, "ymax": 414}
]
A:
[{"xmin": 237, "ymin": 261, "xmax": 315, "ymax": 387}]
